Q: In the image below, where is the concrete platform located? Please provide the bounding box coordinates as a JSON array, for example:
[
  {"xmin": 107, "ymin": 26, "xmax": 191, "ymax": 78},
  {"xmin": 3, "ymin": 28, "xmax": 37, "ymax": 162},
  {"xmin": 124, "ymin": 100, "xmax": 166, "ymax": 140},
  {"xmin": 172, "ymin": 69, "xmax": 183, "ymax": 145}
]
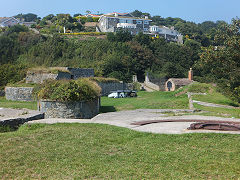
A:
[{"xmin": 27, "ymin": 109, "xmax": 240, "ymax": 135}]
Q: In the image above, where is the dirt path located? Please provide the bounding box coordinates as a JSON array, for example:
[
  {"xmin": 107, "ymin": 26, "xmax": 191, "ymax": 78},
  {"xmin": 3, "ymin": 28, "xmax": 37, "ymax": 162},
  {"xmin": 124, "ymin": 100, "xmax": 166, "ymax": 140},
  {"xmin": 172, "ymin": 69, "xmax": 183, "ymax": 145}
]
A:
[{"xmin": 193, "ymin": 100, "xmax": 237, "ymax": 109}]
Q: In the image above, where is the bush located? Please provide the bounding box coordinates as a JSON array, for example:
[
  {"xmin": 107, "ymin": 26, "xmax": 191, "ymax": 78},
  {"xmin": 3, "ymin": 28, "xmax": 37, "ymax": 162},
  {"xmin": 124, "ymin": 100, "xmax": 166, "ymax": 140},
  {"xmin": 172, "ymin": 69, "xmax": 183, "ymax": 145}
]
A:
[
  {"xmin": 35, "ymin": 79, "xmax": 101, "ymax": 102},
  {"xmin": 132, "ymin": 82, "xmax": 142, "ymax": 91},
  {"xmin": 88, "ymin": 77, "xmax": 120, "ymax": 83}
]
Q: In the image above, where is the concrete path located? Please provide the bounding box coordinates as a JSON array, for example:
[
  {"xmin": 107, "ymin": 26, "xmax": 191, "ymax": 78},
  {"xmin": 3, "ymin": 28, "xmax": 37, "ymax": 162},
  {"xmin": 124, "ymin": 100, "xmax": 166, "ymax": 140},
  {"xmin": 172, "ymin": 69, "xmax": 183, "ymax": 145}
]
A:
[
  {"xmin": 193, "ymin": 100, "xmax": 238, "ymax": 109},
  {"xmin": 0, "ymin": 108, "xmax": 40, "ymax": 120},
  {"xmin": 27, "ymin": 109, "xmax": 240, "ymax": 135}
]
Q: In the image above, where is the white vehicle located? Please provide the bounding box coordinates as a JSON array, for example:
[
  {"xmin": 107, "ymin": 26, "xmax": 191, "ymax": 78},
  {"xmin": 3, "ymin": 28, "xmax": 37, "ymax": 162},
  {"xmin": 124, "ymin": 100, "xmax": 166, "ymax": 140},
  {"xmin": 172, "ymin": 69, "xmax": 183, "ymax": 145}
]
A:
[
  {"xmin": 108, "ymin": 90, "xmax": 137, "ymax": 98},
  {"xmin": 108, "ymin": 91, "xmax": 125, "ymax": 98}
]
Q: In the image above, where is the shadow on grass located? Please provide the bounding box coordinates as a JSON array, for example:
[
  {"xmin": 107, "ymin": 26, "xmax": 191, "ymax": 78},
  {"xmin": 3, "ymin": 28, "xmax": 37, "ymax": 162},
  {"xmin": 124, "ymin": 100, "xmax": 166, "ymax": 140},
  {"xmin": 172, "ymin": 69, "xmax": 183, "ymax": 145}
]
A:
[
  {"xmin": 0, "ymin": 125, "xmax": 17, "ymax": 133},
  {"xmin": 228, "ymin": 102, "xmax": 239, "ymax": 107},
  {"xmin": 100, "ymin": 106, "xmax": 116, "ymax": 113}
]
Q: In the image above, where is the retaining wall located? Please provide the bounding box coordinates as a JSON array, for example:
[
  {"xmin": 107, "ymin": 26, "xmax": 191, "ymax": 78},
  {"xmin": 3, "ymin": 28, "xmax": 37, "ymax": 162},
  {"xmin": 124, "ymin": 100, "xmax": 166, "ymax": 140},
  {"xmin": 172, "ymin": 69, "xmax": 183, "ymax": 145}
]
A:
[
  {"xmin": 39, "ymin": 98, "xmax": 100, "ymax": 119},
  {"xmin": 5, "ymin": 87, "xmax": 34, "ymax": 101},
  {"xmin": 0, "ymin": 90, "xmax": 5, "ymax": 97},
  {"xmin": 97, "ymin": 82, "xmax": 129, "ymax": 96}
]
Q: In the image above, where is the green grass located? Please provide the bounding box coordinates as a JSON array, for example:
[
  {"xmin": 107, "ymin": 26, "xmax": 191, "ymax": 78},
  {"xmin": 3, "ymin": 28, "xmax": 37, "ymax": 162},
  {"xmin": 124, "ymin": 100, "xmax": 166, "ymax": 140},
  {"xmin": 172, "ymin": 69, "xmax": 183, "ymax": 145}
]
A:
[
  {"xmin": 187, "ymin": 83, "xmax": 239, "ymax": 107},
  {"xmin": 100, "ymin": 91, "xmax": 189, "ymax": 112},
  {"xmin": 193, "ymin": 103, "xmax": 240, "ymax": 118},
  {"xmin": 1, "ymin": 123, "xmax": 240, "ymax": 179},
  {"xmin": 193, "ymin": 90, "xmax": 239, "ymax": 107},
  {"xmin": 0, "ymin": 97, "xmax": 37, "ymax": 110}
]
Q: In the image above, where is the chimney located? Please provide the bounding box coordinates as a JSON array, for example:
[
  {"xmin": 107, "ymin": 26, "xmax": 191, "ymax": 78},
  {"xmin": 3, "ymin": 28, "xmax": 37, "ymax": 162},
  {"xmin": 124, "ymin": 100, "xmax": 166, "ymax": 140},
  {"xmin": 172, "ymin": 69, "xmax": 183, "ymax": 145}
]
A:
[{"xmin": 188, "ymin": 68, "xmax": 193, "ymax": 81}]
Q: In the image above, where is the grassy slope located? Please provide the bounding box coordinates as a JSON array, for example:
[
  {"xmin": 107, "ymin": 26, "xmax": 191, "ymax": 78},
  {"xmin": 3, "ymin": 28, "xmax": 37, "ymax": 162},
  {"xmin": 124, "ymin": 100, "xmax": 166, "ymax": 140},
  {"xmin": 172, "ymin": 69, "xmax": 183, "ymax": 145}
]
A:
[
  {"xmin": 1, "ymin": 123, "xmax": 240, "ymax": 179},
  {"xmin": 100, "ymin": 91, "xmax": 189, "ymax": 112},
  {"xmin": 189, "ymin": 84, "xmax": 240, "ymax": 118},
  {"xmin": 193, "ymin": 88, "xmax": 239, "ymax": 107},
  {"xmin": 0, "ymin": 97, "xmax": 37, "ymax": 110}
]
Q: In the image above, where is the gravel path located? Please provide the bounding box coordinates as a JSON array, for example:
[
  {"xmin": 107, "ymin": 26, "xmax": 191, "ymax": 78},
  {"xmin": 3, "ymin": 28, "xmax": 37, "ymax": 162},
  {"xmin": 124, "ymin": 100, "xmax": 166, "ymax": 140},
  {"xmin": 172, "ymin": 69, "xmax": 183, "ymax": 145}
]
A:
[{"xmin": 27, "ymin": 109, "xmax": 240, "ymax": 135}]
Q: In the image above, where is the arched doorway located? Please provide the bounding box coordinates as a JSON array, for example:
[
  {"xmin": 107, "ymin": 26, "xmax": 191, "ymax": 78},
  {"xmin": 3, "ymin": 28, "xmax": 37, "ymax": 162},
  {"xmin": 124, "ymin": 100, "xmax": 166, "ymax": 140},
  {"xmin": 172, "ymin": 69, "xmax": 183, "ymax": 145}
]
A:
[{"xmin": 167, "ymin": 81, "xmax": 172, "ymax": 91}]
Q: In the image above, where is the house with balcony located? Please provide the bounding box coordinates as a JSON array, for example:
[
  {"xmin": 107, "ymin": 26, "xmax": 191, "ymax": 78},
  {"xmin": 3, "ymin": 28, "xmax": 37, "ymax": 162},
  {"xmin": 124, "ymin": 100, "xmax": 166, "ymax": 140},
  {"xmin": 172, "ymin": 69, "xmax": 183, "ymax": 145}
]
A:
[
  {"xmin": 0, "ymin": 17, "xmax": 19, "ymax": 28},
  {"xmin": 97, "ymin": 12, "xmax": 183, "ymax": 43},
  {"xmin": 97, "ymin": 13, "xmax": 152, "ymax": 35},
  {"xmin": 149, "ymin": 25, "xmax": 183, "ymax": 44}
]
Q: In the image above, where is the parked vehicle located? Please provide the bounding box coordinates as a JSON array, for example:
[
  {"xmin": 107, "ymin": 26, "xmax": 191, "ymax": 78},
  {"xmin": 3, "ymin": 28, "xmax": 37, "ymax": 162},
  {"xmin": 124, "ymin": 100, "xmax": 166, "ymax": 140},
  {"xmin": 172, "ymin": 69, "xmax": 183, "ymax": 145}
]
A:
[{"xmin": 108, "ymin": 90, "xmax": 137, "ymax": 98}]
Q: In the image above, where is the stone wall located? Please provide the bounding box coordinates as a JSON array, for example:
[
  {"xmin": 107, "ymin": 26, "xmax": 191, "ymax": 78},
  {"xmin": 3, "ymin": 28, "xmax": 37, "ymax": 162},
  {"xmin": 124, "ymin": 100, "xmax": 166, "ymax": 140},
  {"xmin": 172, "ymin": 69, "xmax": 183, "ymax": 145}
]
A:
[
  {"xmin": 97, "ymin": 82, "xmax": 129, "ymax": 96},
  {"xmin": 144, "ymin": 81, "xmax": 161, "ymax": 91},
  {"xmin": 26, "ymin": 68, "xmax": 95, "ymax": 84},
  {"xmin": 39, "ymin": 98, "xmax": 100, "ymax": 119},
  {"xmin": 26, "ymin": 72, "xmax": 59, "ymax": 84},
  {"xmin": 5, "ymin": 87, "xmax": 34, "ymax": 101},
  {"xmin": 0, "ymin": 90, "xmax": 5, "ymax": 97},
  {"xmin": 68, "ymin": 68, "xmax": 94, "ymax": 79},
  {"xmin": 144, "ymin": 74, "xmax": 166, "ymax": 91}
]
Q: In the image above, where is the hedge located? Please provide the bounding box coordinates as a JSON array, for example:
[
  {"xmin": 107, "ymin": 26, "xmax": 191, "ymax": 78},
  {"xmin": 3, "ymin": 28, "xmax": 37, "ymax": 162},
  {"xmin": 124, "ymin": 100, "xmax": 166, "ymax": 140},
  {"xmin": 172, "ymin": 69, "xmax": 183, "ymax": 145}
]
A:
[{"xmin": 35, "ymin": 79, "xmax": 101, "ymax": 102}]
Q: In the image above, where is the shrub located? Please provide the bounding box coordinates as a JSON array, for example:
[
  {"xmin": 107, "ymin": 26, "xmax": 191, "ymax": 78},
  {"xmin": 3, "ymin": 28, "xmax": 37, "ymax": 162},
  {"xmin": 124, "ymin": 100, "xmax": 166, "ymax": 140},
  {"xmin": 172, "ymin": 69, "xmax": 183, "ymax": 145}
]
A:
[
  {"xmin": 88, "ymin": 77, "xmax": 120, "ymax": 83},
  {"xmin": 132, "ymin": 82, "xmax": 142, "ymax": 91},
  {"xmin": 28, "ymin": 67, "xmax": 70, "ymax": 74},
  {"xmin": 35, "ymin": 79, "xmax": 101, "ymax": 102}
]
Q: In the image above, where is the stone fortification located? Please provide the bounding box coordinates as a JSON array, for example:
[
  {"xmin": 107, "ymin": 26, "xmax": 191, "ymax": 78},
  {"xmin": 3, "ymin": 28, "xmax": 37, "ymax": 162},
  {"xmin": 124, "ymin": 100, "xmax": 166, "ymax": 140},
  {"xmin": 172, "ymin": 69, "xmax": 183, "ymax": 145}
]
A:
[
  {"xmin": 26, "ymin": 67, "xmax": 94, "ymax": 84},
  {"xmin": 5, "ymin": 87, "xmax": 34, "ymax": 101},
  {"xmin": 97, "ymin": 82, "xmax": 129, "ymax": 96},
  {"xmin": 39, "ymin": 98, "xmax": 100, "ymax": 119}
]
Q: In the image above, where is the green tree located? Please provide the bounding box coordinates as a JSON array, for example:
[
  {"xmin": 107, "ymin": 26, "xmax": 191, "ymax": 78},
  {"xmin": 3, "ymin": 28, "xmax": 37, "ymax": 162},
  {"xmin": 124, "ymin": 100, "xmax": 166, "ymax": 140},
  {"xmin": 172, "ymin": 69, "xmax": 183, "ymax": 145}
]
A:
[{"xmin": 197, "ymin": 18, "xmax": 240, "ymax": 102}]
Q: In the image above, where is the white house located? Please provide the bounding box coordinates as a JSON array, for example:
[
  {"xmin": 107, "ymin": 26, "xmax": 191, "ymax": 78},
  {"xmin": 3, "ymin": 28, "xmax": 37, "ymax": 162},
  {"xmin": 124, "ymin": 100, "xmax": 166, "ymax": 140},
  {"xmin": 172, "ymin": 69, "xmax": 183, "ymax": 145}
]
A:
[
  {"xmin": 0, "ymin": 17, "xmax": 19, "ymax": 28},
  {"xmin": 149, "ymin": 25, "xmax": 183, "ymax": 44}
]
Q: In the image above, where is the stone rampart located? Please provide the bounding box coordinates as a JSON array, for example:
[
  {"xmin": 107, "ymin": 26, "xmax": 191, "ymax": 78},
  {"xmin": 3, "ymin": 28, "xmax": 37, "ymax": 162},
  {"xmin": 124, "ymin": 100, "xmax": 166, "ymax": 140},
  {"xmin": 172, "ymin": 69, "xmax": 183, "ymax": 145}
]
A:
[
  {"xmin": 5, "ymin": 87, "xmax": 34, "ymax": 101},
  {"xmin": 39, "ymin": 98, "xmax": 100, "ymax": 119},
  {"xmin": 68, "ymin": 68, "xmax": 94, "ymax": 79},
  {"xmin": 26, "ymin": 72, "xmax": 59, "ymax": 84},
  {"xmin": 26, "ymin": 68, "xmax": 95, "ymax": 84},
  {"xmin": 97, "ymin": 82, "xmax": 129, "ymax": 96}
]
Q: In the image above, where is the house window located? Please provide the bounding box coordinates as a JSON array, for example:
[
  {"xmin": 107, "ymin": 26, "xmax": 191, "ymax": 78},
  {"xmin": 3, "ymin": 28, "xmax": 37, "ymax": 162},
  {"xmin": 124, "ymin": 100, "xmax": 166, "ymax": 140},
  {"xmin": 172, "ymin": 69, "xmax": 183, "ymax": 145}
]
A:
[
  {"xmin": 119, "ymin": 19, "xmax": 126, "ymax": 23},
  {"xmin": 144, "ymin": 28, "xmax": 149, "ymax": 31},
  {"xmin": 137, "ymin": 20, "xmax": 142, "ymax": 24},
  {"xmin": 127, "ymin": 19, "xmax": 133, "ymax": 24},
  {"xmin": 144, "ymin": 21, "xmax": 149, "ymax": 24}
]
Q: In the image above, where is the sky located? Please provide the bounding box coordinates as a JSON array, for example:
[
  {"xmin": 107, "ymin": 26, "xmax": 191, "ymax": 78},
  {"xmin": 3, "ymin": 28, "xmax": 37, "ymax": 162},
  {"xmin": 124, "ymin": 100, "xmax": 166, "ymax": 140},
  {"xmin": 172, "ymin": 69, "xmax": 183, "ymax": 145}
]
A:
[{"xmin": 0, "ymin": 0, "xmax": 239, "ymax": 23}]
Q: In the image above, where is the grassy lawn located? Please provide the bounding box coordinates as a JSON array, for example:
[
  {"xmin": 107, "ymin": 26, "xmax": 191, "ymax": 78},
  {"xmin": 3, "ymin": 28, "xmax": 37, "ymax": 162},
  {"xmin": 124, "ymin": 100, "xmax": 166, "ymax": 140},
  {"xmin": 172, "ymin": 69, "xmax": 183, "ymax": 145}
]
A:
[
  {"xmin": 0, "ymin": 123, "xmax": 240, "ymax": 179},
  {"xmin": 193, "ymin": 103, "xmax": 240, "ymax": 118},
  {"xmin": 100, "ymin": 91, "xmax": 189, "ymax": 112},
  {"xmin": 0, "ymin": 97, "xmax": 37, "ymax": 110},
  {"xmin": 192, "ymin": 88, "xmax": 239, "ymax": 107}
]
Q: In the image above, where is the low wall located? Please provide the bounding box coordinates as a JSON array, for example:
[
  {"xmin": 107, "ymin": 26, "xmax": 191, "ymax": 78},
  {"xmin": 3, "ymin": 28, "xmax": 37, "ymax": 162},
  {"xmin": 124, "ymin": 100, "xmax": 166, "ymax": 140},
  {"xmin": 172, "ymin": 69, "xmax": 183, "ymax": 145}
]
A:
[
  {"xmin": 0, "ymin": 90, "xmax": 5, "ymax": 97},
  {"xmin": 39, "ymin": 98, "xmax": 100, "ymax": 119},
  {"xmin": 0, "ymin": 112, "xmax": 44, "ymax": 127},
  {"xmin": 97, "ymin": 82, "xmax": 129, "ymax": 96},
  {"xmin": 5, "ymin": 87, "xmax": 34, "ymax": 101},
  {"xmin": 144, "ymin": 81, "xmax": 160, "ymax": 91}
]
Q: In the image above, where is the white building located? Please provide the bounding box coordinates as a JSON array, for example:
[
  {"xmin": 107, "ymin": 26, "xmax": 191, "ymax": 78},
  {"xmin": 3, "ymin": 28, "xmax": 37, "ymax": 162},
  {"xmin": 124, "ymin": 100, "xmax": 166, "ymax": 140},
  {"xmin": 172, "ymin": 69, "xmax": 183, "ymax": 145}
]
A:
[
  {"xmin": 149, "ymin": 25, "xmax": 183, "ymax": 44},
  {"xmin": 0, "ymin": 17, "xmax": 19, "ymax": 28}
]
